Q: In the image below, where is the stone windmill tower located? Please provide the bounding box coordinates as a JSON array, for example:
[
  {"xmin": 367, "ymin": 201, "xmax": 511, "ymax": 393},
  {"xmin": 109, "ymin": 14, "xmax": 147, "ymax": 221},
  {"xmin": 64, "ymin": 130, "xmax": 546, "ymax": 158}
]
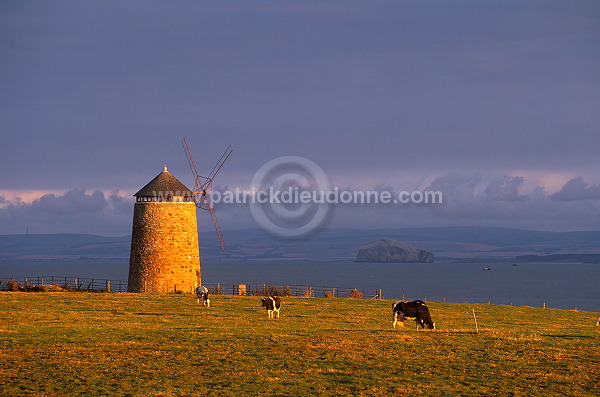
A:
[
  {"xmin": 128, "ymin": 139, "xmax": 232, "ymax": 294},
  {"xmin": 128, "ymin": 166, "xmax": 200, "ymax": 293}
]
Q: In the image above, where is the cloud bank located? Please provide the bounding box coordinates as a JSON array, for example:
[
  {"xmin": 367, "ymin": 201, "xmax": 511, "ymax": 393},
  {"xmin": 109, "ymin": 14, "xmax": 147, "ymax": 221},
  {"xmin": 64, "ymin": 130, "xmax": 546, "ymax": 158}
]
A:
[
  {"xmin": 550, "ymin": 177, "xmax": 600, "ymax": 201},
  {"xmin": 3, "ymin": 173, "xmax": 597, "ymax": 236},
  {"xmin": 0, "ymin": 189, "xmax": 134, "ymax": 236}
]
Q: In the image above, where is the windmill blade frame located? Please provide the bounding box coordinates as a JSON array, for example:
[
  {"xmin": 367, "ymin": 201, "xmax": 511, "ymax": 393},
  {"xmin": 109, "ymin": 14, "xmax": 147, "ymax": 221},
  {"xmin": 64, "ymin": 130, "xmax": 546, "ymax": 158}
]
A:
[
  {"xmin": 182, "ymin": 138, "xmax": 203, "ymax": 194},
  {"xmin": 182, "ymin": 137, "xmax": 232, "ymax": 251}
]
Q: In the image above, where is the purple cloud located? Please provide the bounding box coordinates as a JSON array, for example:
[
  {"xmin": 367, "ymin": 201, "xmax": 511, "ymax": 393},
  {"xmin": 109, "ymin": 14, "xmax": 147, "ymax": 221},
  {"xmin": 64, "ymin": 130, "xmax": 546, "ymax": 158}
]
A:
[
  {"xmin": 32, "ymin": 189, "xmax": 107, "ymax": 215},
  {"xmin": 550, "ymin": 177, "xmax": 600, "ymax": 201},
  {"xmin": 0, "ymin": 189, "xmax": 133, "ymax": 235},
  {"xmin": 484, "ymin": 176, "xmax": 525, "ymax": 202}
]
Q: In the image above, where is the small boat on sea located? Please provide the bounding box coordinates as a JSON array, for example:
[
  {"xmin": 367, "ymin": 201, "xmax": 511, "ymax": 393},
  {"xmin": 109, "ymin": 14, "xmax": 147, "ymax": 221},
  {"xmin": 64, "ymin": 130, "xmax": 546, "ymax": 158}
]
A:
[{"xmin": 482, "ymin": 267, "xmax": 491, "ymax": 271}]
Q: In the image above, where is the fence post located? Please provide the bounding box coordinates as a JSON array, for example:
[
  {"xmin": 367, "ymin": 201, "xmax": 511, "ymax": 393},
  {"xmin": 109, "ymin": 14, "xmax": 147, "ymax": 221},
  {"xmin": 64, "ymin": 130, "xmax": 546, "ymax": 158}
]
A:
[
  {"xmin": 106, "ymin": 280, "xmax": 111, "ymax": 293},
  {"xmin": 472, "ymin": 309, "xmax": 479, "ymax": 333},
  {"xmin": 306, "ymin": 286, "xmax": 313, "ymax": 298}
]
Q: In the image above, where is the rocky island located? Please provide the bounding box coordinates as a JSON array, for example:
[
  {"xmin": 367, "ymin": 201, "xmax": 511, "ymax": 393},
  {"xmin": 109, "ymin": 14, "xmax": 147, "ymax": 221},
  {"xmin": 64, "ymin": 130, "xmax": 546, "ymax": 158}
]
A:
[{"xmin": 355, "ymin": 239, "xmax": 434, "ymax": 263}]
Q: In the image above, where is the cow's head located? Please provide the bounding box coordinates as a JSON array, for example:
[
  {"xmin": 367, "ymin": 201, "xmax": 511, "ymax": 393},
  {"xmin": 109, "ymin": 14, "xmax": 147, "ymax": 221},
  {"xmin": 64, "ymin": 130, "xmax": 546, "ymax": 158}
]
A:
[{"xmin": 260, "ymin": 297, "xmax": 270, "ymax": 307}]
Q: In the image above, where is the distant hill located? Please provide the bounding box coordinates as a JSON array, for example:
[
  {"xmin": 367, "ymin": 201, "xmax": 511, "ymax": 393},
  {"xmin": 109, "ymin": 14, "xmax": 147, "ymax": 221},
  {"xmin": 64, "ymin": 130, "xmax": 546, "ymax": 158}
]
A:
[
  {"xmin": 197, "ymin": 227, "xmax": 600, "ymax": 262},
  {"xmin": 0, "ymin": 234, "xmax": 130, "ymax": 261},
  {"xmin": 1, "ymin": 227, "xmax": 599, "ymax": 263}
]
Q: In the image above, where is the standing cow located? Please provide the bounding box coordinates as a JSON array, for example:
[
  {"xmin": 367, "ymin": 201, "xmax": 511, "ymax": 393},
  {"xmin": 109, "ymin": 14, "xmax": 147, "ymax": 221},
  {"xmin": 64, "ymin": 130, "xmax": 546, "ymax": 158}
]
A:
[
  {"xmin": 392, "ymin": 300, "xmax": 435, "ymax": 329},
  {"xmin": 261, "ymin": 296, "xmax": 281, "ymax": 319},
  {"xmin": 195, "ymin": 286, "xmax": 210, "ymax": 307}
]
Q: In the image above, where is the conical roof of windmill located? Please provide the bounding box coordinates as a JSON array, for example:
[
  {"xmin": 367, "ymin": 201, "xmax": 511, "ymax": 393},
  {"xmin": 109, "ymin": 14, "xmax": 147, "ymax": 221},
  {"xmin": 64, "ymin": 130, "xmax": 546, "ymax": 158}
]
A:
[{"xmin": 134, "ymin": 166, "xmax": 194, "ymax": 197}]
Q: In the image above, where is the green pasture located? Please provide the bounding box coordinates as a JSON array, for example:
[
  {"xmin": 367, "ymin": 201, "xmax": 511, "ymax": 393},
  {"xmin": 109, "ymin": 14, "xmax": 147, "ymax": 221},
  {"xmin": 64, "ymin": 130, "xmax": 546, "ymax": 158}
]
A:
[{"xmin": 0, "ymin": 292, "xmax": 598, "ymax": 396}]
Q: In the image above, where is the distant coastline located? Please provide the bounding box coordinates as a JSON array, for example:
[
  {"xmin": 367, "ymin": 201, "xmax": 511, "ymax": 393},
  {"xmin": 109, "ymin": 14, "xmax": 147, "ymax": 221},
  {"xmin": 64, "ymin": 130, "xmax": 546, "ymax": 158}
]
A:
[
  {"xmin": 515, "ymin": 254, "xmax": 600, "ymax": 264},
  {"xmin": 1, "ymin": 227, "xmax": 599, "ymax": 263}
]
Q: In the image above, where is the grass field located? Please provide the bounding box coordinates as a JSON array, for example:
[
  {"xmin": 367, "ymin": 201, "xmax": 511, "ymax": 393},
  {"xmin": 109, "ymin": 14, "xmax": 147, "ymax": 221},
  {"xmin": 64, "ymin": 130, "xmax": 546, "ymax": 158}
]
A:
[{"xmin": 1, "ymin": 292, "xmax": 598, "ymax": 396}]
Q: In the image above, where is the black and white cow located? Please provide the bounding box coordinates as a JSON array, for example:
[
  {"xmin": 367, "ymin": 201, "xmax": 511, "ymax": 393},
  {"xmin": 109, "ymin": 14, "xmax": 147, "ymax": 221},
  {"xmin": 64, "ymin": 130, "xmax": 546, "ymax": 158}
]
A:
[
  {"xmin": 261, "ymin": 296, "xmax": 281, "ymax": 319},
  {"xmin": 195, "ymin": 286, "xmax": 210, "ymax": 307},
  {"xmin": 392, "ymin": 300, "xmax": 435, "ymax": 329}
]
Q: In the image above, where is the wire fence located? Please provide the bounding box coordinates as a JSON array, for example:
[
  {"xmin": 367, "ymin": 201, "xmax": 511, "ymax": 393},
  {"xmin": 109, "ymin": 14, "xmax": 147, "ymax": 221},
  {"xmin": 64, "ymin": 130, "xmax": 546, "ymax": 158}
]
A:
[
  {"xmin": 0, "ymin": 277, "xmax": 382, "ymax": 299},
  {"xmin": 204, "ymin": 283, "xmax": 382, "ymax": 299},
  {"xmin": 0, "ymin": 276, "xmax": 127, "ymax": 292}
]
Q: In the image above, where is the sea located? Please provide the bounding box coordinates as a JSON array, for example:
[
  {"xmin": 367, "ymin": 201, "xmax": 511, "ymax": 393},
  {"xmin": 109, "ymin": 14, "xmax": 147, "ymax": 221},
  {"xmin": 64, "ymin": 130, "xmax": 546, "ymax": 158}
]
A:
[{"xmin": 1, "ymin": 261, "xmax": 598, "ymax": 312}]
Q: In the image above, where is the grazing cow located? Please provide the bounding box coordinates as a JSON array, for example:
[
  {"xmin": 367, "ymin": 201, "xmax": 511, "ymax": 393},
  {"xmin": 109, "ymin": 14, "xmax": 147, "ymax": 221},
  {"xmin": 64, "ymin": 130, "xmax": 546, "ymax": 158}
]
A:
[
  {"xmin": 392, "ymin": 300, "xmax": 435, "ymax": 329},
  {"xmin": 261, "ymin": 296, "xmax": 281, "ymax": 319},
  {"xmin": 195, "ymin": 286, "xmax": 210, "ymax": 307}
]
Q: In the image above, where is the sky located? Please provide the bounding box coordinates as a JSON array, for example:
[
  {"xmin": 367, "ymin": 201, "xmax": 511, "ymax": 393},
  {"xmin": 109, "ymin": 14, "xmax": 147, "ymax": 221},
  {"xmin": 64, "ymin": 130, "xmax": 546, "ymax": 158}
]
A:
[{"xmin": 1, "ymin": 0, "xmax": 599, "ymax": 237}]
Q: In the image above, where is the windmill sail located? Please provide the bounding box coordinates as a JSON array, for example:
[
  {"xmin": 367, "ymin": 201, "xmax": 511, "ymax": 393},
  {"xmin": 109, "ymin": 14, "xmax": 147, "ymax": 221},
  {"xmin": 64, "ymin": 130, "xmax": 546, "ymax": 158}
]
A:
[{"xmin": 182, "ymin": 137, "xmax": 232, "ymax": 251}]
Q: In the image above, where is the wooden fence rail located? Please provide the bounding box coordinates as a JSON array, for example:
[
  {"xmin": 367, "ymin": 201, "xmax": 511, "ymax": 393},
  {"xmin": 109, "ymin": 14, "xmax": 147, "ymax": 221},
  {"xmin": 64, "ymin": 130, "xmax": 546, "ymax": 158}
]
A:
[
  {"xmin": 0, "ymin": 276, "xmax": 127, "ymax": 292},
  {"xmin": 203, "ymin": 283, "xmax": 382, "ymax": 299},
  {"xmin": 0, "ymin": 277, "xmax": 383, "ymax": 299}
]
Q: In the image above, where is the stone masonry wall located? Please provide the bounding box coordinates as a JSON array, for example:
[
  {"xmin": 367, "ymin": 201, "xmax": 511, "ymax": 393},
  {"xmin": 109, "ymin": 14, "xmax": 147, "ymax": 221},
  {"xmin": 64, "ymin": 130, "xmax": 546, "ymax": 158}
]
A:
[{"xmin": 128, "ymin": 201, "xmax": 201, "ymax": 293}]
